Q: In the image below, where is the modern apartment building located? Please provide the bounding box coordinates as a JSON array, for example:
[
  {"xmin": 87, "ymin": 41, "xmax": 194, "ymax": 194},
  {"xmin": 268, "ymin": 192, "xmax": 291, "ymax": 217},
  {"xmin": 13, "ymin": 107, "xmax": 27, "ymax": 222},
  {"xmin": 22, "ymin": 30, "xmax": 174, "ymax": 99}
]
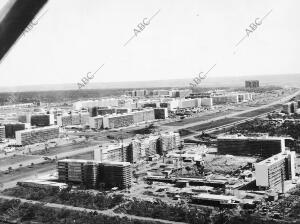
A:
[
  {"xmin": 15, "ymin": 126, "xmax": 59, "ymax": 145},
  {"xmin": 212, "ymin": 94, "xmax": 239, "ymax": 104},
  {"xmin": 200, "ymin": 98, "xmax": 213, "ymax": 107},
  {"xmin": 0, "ymin": 126, "xmax": 5, "ymax": 141},
  {"xmin": 131, "ymin": 109, "xmax": 155, "ymax": 124},
  {"xmin": 217, "ymin": 135, "xmax": 285, "ymax": 157},
  {"xmin": 4, "ymin": 123, "xmax": 25, "ymax": 138},
  {"xmin": 102, "ymin": 114, "xmax": 134, "ymax": 129},
  {"xmin": 154, "ymin": 108, "xmax": 168, "ymax": 119},
  {"xmin": 88, "ymin": 115, "xmax": 103, "ymax": 129},
  {"xmin": 57, "ymin": 159, "xmax": 132, "ymax": 189},
  {"xmin": 57, "ymin": 115, "xmax": 72, "ymax": 126},
  {"xmin": 94, "ymin": 143, "xmax": 129, "ymax": 162},
  {"xmin": 282, "ymin": 102, "xmax": 296, "ymax": 114},
  {"xmin": 57, "ymin": 113, "xmax": 89, "ymax": 127},
  {"xmin": 97, "ymin": 161, "xmax": 132, "ymax": 189},
  {"xmin": 169, "ymin": 89, "xmax": 192, "ymax": 98},
  {"xmin": 30, "ymin": 114, "xmax": 54, "ymax": 127},
  {"xmin": 80, "ymin": 112, "xmax": 90, "ymax": 126},
  {"xmin": 255, "ymin": 151, "xmax": 295, "ymax": 192},
  {"xmin": 157, "ymin": 132, "xmax": 180, "ymax": 155}
]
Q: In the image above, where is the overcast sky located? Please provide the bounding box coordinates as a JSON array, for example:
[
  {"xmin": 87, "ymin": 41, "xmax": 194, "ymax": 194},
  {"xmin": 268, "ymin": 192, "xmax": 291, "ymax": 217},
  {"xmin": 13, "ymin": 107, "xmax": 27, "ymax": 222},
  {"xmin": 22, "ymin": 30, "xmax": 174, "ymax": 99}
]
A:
[{"xmin": 0, "ymin": 0, "xmax": 299, "ymax": 88}]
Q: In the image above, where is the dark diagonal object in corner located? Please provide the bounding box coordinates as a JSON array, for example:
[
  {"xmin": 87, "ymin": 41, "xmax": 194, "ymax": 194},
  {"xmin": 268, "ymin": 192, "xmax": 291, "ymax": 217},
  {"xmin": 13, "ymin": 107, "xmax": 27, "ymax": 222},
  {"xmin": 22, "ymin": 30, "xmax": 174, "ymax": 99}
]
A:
[{"xmin": 0, "ymin": 0, "xmax": 48, "ymax": 63}]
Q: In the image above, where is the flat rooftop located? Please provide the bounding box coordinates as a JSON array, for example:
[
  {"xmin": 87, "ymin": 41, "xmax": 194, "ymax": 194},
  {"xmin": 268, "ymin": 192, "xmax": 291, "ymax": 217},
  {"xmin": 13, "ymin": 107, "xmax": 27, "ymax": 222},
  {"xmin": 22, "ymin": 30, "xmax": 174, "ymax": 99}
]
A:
[
  {"xmin": 58, "ymin": 159, "xmax": 131, "ymax": 166},
  {"xmin": 16, "ymin": 125, "xmax": 59, "ymax": 133},
  {"xmin": 256, "ymin": 151, "xmax": 293, "ymax": 166},
  {"xmin": 218, "ymin": 134, "xmax": 285, "ymax": 141},
  {"xmin": 192, "ymin": 193, "xmax": 237, "ymax": 201}
]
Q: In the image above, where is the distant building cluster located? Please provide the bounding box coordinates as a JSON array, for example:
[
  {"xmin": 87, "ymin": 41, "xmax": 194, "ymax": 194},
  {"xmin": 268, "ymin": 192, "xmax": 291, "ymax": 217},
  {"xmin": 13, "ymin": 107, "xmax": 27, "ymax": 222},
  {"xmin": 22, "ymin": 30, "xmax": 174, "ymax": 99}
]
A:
[
  {"xmin": 125, "ymin": 89, "xmax": 192, "ymax": 98},
  {"xmin": 0, "ymin": 88, "xmax": 254, "ymax": 147},
  {"xmin": 245, "ymin": 80, "xmax": 259, "ymax": 88},
  {"xmin": 212, "ymin": 92, "xmax": 252, "ymax": 105},
  {"xmin": 124, "ymin": 89, "xmax": 253, "ymax": 110},
  {"xmin": 57, "ymin": 159, "xmax": 131, "ymax": 189}
]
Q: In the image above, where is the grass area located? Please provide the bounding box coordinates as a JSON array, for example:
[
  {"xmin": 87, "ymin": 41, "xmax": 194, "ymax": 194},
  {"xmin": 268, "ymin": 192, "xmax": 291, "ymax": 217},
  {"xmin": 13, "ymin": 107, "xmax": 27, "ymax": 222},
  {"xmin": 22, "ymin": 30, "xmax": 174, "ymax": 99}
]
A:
[
  {"xmin": 187, "ymin": 117, "xmax": 242, "ymax": 132},
  {"xmin": 114, "ymin": 198, "xmax": 212, "ymax": 224},
  {"xmin": 30, "ymin": 141, "xmax": 96, "ymax": 156},
  {"xmin": 233, "ymin": 104, "xmax": 282, "ymax": 118},
  {"xmin": 0, "ymin": 199, "xmax": 162, "ymax": 224},
  {"xmin": 178, "ymin": 129, "xmax": 195, "ymax": 137},
  {"xmin": 163, "ymin": 110, "xmax": 235, "ymax": 127},
  {"xmin": 0, "ymin": 154, "xmax": 40, "ymax": 168},
  {"xmin": 2, "ymin": 186, "xmax": 126, "ymax": 211}
]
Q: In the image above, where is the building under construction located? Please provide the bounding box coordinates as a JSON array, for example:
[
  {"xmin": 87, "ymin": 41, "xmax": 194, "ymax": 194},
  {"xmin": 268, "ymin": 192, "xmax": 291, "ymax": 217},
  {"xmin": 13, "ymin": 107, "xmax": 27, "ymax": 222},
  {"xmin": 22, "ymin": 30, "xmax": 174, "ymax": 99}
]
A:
[
  {"xmin": 57, "ymin": 159, "xmax": 132, "ymax": 189},
  {"xmin": 217, "ymin": 135, "xmax": 285, "ymax": 157}
]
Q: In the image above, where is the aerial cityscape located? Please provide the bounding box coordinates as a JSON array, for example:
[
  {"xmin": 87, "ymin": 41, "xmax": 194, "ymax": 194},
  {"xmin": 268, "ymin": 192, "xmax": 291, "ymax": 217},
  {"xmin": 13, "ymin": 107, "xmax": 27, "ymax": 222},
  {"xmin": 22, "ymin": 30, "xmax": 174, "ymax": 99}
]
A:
[{"xmin": 1, "ymin": 0, "xmax": 300, "ymax": 223}]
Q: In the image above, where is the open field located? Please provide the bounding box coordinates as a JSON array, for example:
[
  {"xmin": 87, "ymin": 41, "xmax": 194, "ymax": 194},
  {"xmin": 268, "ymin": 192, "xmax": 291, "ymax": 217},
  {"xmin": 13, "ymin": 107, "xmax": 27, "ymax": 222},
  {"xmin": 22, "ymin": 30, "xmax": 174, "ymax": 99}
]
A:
[
  {"xmin": 0, "ymin": 154, "xmax": 40, "ymax": 168},
  {"xmin": 234, "ymin": 104, "xmax": 281, "ymax": 118},
  {"xmin": 30, "ymin": 141, "xmax": 97, "ymax": 156},
  {"xmin": 186, "ymin": 117, "xmax": 243, "ymax": 132}
]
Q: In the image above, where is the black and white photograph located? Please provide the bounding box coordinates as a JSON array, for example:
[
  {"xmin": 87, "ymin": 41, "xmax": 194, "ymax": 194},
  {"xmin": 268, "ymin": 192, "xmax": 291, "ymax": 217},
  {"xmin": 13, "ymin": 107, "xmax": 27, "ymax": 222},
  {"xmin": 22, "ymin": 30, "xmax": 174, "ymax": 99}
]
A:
[{"xmin": 0, "ymin": 0, "xmax": 300, "ymax": 223}]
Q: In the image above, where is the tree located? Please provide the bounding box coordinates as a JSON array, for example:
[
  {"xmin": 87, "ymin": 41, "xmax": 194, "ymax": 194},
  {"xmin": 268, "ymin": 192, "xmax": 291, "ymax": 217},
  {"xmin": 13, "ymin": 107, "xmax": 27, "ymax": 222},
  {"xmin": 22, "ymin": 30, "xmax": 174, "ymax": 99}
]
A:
[
  {"xmin": 8, "ymin": 167, "xmax": 13, "ymax": 173},
  {"xmin": 185, "ymin": 166, "xmax": 192, "ymax": 175}
]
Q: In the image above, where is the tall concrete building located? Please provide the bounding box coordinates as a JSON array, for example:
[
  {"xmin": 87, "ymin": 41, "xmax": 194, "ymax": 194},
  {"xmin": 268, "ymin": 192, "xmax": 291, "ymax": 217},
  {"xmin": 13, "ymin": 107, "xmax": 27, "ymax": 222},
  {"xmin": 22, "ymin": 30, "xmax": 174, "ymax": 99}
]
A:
[
  {"xmin": 102, "ymin": 114, "xmax": 134, "ymax": 129},
  {"xmin": 88, "ymin": 116, "xmax": 103, "ymax": 129},
  {"xmin": 212, "ymin": 95, "xmax": 239, "ymax": 104},
  {"xmin": 0, "ymin": 126, "xmax": 5, "ymax": 142},
  {"xmin": 255, "ymin": 151, "xmax": 295, "ymax": 192},
  {"xmin": 94, "ymin": 143, "xmax": 130, "ymax": 162},
  {"xmin": 282, "ymin": 102, "xmax": 296, "ymax": 114},
  {"xmin": 245, "ymin": 80, "xmax": 259, "ymax": 88},
  {"xmin": 157, "ymin": 132, "xmax": 180, "ymax": 155},
  {"xmin": 200, "ymin": 98, "xmax": 213, "ymax": 107},
  {"xmin": 15, "ymin": 126, "xmax": 59, "ymax": 145},
  {"xmin": 31, "ymin": 114, "xmax": 54, "ymax": 127},
  {"xmin": 4, "ymin": 123, "xmax": 25, "ymax": 138},
  {"xmin": 154, "ymin": 108, "xmax": 168, "ymax": 119},
  {"xmin": 217, "ymin": 135, "xmax": 285, "ymax": 157},
  {"xmin": 131, "ymin": 109, "xmax": 155, "ymax": 123},
  {"xmin": 57, "ymin": 159, "xmax": 132, "ymax": 189}
]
